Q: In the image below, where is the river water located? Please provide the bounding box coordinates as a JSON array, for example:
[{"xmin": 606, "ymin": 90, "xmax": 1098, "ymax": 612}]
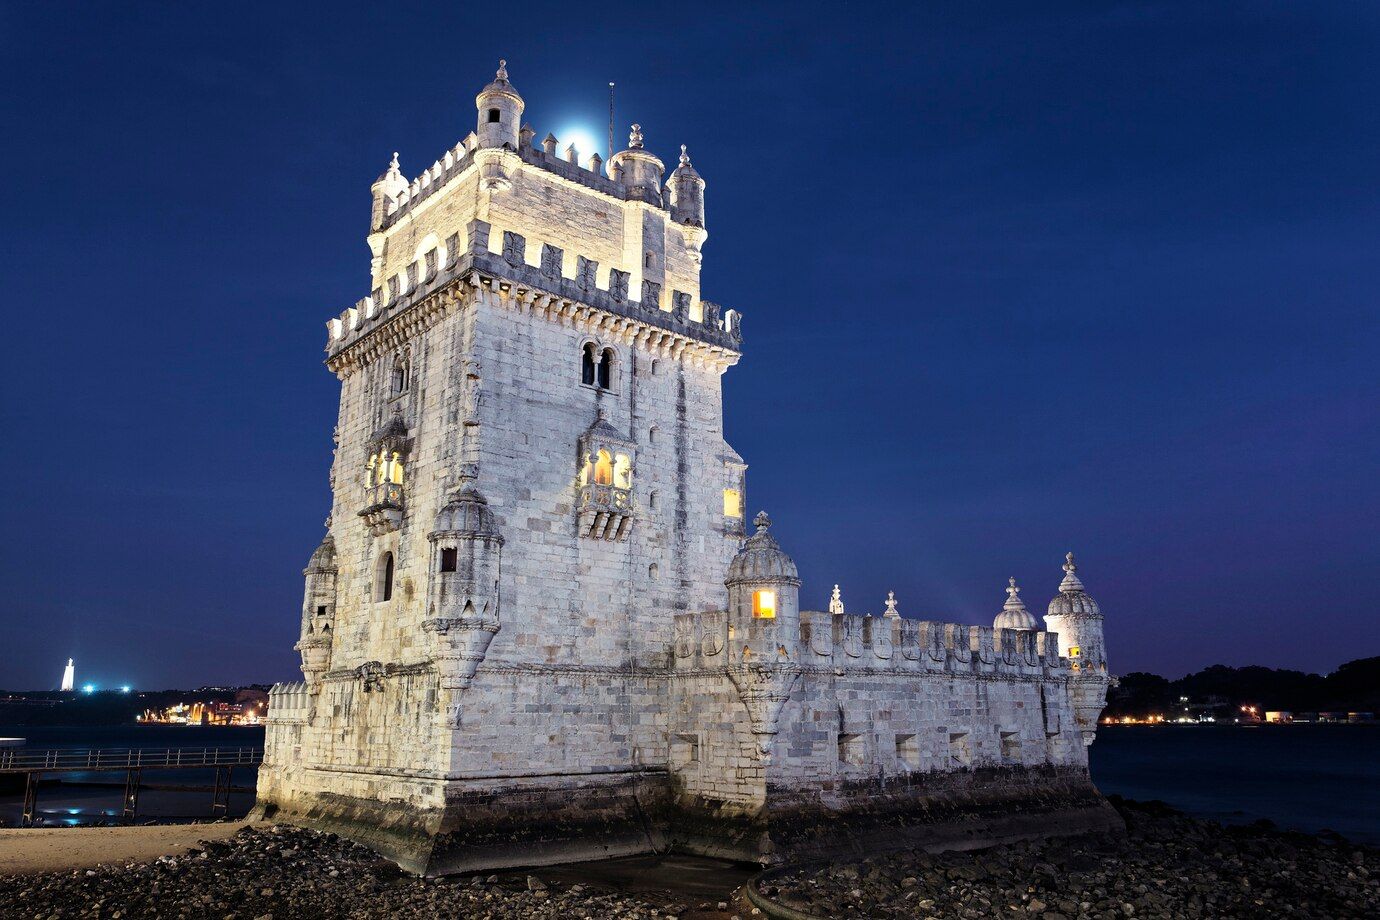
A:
[{"xmin": 2, "ymin": 723, "xmax": 1376, "ymax": 844}]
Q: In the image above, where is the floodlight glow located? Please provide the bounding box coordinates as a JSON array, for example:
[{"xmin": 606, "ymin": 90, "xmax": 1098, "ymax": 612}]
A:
[
  {"xmin": 120, "ymin": 685, "xmax": 131, "ymax": 693},
  {"xmin": 555, "ymin": 126, "xmax": 600, "ymax": 159},
  {"xmin": 82, "ymin": 684, "xmax": 95, "ymax": 693}
]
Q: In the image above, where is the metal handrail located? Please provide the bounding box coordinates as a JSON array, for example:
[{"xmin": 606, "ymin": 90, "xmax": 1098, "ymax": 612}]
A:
[{"xmin": 0, "ymin": 746, "xmax": 263, "ymax": 772}]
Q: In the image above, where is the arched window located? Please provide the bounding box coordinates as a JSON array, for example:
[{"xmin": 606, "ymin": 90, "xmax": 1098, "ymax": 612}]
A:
[
  {"xmin": 581, "ymin": 343, "xmax": 596, "ymax": 386},
  {"xmin": 391, "ymin": 360, "xmax": 409, "ymax": 395},
  {"xmin": 597, "ymin": 348, "xmax": 613, "ymax": 390},
  {"xmin": 376, "ymin": 552, "xmax": 394, "ymax": 603},
  {"xmin": 613, "ymin": 453, "xmax": 632, "ymax": 489},
  {"xmin": 594, "ymin": 450, "xmax": 613, "ymax": 486},
  {"xmin": 649, "ymin": 563, "xmax": 659, "ymax": 580}
]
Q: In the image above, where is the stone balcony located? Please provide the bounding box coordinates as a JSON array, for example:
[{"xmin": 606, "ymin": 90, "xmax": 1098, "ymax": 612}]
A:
[
  {"xmin": 578, "ymin": 484, "xmax": 634, "ymax": 541},
  {"xmin": 359, "ymin": 481, "xmax": 405, "ymax": 535}
]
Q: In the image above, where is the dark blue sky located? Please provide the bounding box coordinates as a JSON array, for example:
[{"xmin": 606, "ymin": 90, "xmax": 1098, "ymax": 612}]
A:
[{"xmin": 2, "ymin": 2, "xmax": 1376, "ymax": 690}]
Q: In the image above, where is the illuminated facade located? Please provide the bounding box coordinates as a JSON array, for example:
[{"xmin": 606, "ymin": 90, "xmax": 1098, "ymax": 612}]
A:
[{"xmin": 258, "ymin": 63, "xmax": 1114, "ymax": 874}]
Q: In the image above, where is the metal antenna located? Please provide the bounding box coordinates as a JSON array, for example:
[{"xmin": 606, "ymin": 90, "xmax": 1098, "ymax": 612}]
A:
[{"xmin": 608, "ymin": 82, "xmax": 615, "ymax": 165}]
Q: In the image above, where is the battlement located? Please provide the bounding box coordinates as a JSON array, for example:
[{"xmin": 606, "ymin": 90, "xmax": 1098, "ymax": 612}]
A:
[
  {"xmin": 267, "ymin": 681, "xmax": 309, "ymax": 725},
  {"xmin": 673, "ymin": 609, "xmax": 1066, "ymax": 677},
  {"xmin": 326, "ymin": 221, "xmax": 741, "ymax": 364},
  {"xmin": 375, "ymin": 130, "xmax": 658, "ymax": 235}
]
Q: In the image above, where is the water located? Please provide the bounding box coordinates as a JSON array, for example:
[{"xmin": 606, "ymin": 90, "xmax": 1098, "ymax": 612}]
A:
[
  {"xmin": 0, "ymin": 724, "xmax": 263, "ymax": 826},
  {"xmin": 1090, "ymin": 723, "xmax": 1380, "ymax": 844},
  {"xmin": 5, "ymin": 723, "xmax": 1376, "ymax": 844}
]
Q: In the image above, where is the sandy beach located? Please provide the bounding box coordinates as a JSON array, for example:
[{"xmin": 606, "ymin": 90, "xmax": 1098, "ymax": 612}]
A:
[{"xmin": 0, "ymin": 821, "xmax": 248, "ymax": 876}]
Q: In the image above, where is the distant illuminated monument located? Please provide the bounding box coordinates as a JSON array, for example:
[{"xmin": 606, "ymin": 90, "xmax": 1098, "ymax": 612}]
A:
[{"xmin": 60, "ymin": 658, "xmax": 75, "ymax": 692}]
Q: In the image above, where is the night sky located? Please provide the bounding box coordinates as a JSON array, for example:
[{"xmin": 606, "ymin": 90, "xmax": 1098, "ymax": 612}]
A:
[{"xmin": 3, "ymin": 2, "xmax": 1376, "ymax": 690}]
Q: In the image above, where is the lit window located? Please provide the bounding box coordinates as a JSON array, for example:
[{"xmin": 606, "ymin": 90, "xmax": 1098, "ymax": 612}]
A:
[
  {"xmin": 723, "ymin": 488, "xmax": 742, "ymax": 518},
  {"xmin": 594, "ymin": 450, "xmax": 613, "ymax": 485},
  {"xmin": 753, "ymin": 589, "xmax": 776, "ymax": 619},
  {"xmin": 613, "ymin": 453, "xmax": 632, "ymax": 489},
  {"xmin": 1068, "ymin": 646, "xmax": 1081, "ymax": 658}
]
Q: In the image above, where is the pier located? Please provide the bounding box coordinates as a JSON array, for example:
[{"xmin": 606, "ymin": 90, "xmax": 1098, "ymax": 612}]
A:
[{"xmin": 0, "ymin": 746, "xmax": 262, "ymax": 826}]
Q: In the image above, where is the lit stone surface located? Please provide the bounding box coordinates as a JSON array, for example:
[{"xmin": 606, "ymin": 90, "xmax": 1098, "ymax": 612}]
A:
[{"xmin": 256, "ymin": 63, "xmax": 1116, "ymax": 875}]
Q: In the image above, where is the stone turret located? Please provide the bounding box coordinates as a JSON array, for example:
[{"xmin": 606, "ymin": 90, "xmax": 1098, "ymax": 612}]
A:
[
  {"xmin": 1044, "ymin": 552, "xmax": 1109, "ymax": 744},
  {"xmin": 295, "ymin": 534, "xmax": 338, "ymax": 685},
  {"xmin": 370, "ymin": 152, "xmax": 407, "ymax": 233},
  {"xmin": 668, "ymin": 145, "xmax": 706, "ymax": 229},
  {"xmin": 475, "ymin": 60, "xmax": 523, "ymax": 150},
  {"xmin": 423, "ymin": 472, "xmax": 505, "ymax": 714},
  {"xmin": 994, "ymin": 577, "xmax": 1037, "ymax": 631},
  {"xmin": 724, "ymin": 512, "xmax": 801, "ymax": 758},
  {"xmin": 608, "ymin": 124, "xmax": 665, "ymax": 206}
]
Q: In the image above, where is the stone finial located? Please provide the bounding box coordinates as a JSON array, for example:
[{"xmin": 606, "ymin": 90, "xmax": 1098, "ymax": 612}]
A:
[
  {"xmin": 679, "ymin": 144, "xmax": 690, "ymax": 167},
  {"xmin": 629, "ymin": 123, "xmax": 644, "ymax": 149},
  {"xmin": 1005, "ymin": 577, "xmax": 1024, "ymax": 609},
  {"xmin": 829, "ymin": 585, "xmax": 844, "ymax": 616},
  {"xmin": 388, "ymin": 151, "xmax": 401, "ymax": 175},
  {"xmin": 542, "ymin": 133, "xmax": 558, "ymax": 156},
  {"xmin": 589, "ymin": 151, "xmax": 603, "ymax": 174},
  {"xmin": 495, "ymin": 59, "xmax": 509, "ymax": 81},
  {"xmin": 883, "ymin": 591, "xmax": 899, "ymax": 618},
  {"xmin": 1059, "ymin": 552, "xmax": 1086, "ymax": 593},
  {"xmin": 753, "ymin": 510, "xmax": 771, "ymax": 532},
  {"xmin": 565, "ymin": 143, "xmax": 579, "ymax": 164}
]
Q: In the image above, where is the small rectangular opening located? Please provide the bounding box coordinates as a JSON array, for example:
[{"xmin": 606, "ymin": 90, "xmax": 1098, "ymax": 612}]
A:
[
  {"xmin": 440, "ymin": 548, "xmax": 458, "ymax": 573},
  {"xmin": 895, "ymin": 733, "xmax": 919, "ymax": 770},
  {"xmin": 1000, "ymin": 730, "xmax": 1022, "ymax": 762},
  {"xmin": 315, "ymin": 605, "xmax": 327, "ymax": 617},
  {"xmin": 838, "ymin": 732, "xmax": 865, "ymax": 766},
  {"xmin": 673, "ymin": 733, "xmax": 700, "ymax": 765},
  {"xmin": 723, "ymin": 488, "xmax": 742, "ymax": 518},
  {"xmin": 487, "ymin": 108, "xmax": 500, "ymax": 123},
  {"xmin": 752, "ymin": 589, "xmax": 776, "ymax": 619},
  {"xmin": 948, "ymin": 731, "xmax": 970, "ymax": 768}
]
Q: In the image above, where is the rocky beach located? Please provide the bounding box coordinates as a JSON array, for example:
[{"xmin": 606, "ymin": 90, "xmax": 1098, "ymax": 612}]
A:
[
  {"xmin": 754, "ymin": 797, "xmax": 1378, "ymax": 919},
  {"xmin": 2, "ymin": 798, "xmax": 1376, "ymax": 919}
]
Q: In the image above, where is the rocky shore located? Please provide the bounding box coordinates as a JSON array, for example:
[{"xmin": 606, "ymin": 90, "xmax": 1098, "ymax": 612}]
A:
[
  {"xmin": 0, "ymin": 824, "xmax": 711, "ymax": 920},
  {"xmin": 3, "ymin": 799, "xmax": 1376, "ymax": 919},
  {"xmin": 757, "ymin": 797, "xmax": 1378, "ymax": 919}
]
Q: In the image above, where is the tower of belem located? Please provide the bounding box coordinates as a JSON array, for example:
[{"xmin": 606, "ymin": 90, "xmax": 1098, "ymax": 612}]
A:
[{"xmin": 256, "ymin": 63, "xmax": 1120, "ymax": 874}]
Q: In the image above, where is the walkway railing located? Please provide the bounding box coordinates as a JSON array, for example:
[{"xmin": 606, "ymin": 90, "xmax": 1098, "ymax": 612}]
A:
[{"xmin": 0, "ymin": 746, "xmax": 262, "ymax": 773}]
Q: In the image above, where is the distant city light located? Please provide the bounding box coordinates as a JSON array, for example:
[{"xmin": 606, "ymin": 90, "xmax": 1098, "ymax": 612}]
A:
[
  {"xmin": 82, "ymin": 684, "xmax": 95, "ymax": 694},
  {"xmin": 120, "ymin": 685, "xmax": 131, "ymax": 693}
]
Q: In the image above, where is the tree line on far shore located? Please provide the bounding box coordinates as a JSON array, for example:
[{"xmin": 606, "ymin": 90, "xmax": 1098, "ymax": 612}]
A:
[{"xmin": 1106, "ymin": 656, "xmax": 1380, "ymax": 719}]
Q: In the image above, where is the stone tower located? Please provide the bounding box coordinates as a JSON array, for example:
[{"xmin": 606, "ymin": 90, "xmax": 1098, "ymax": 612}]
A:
[
  {"xmin": 255, "ymin": 62, "xmax": 747, "ymax": 873},
  {"xmin": 259, "ymin": 63, "xmax": 1117, "ymax": 874}
]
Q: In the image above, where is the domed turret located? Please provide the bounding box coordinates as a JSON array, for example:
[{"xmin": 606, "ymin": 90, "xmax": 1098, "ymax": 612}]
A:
[
  {"xmin": 296, "ymin": 533, "xmax": 339, "ymax": 685},
  {"xmin": 475, "ymin": 60, "xmax": 524, "ymax": 150},
  {"xmin": 432, "ymin": 475, "xmax": 500, "ymax": 538},
  {"xmin": 727, "ymin": 512, "xmax": 799, "ymax": 585},
  {"xmin": 993, "ymin": 577, "xmax": 1037, "ymax": 631},
  {"xmin": 1043, "ymin": 552, "xmax": 1106, "ymax": 671},
  {"xmin": 370, "ymin": 152, "xmax": 407, "ymax": 232},
  {"xmin": 424, "ymin": 472, "xmax": 505, "ymax": 700},
  {"xmin": 608, "ymin": 124, "xmax": 665, "ymax": 206},
  {"xmin": 668, "ymin": 145, "xmax": 706, "ymax": 229}
]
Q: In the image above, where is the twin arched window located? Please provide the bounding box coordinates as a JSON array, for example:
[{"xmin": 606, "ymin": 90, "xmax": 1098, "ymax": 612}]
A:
[
  {"xmin": 581, "ymin": 343, "xmax": 614, "ymax": 390},
  {"xmin": 391, "ymin": 360, "xmax": 409, "ymax": 396}
]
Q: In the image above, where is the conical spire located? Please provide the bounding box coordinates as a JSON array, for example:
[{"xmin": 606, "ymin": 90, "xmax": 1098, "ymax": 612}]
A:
[{"xmin": 1059, "ymin": 552, "xmax": 1085, "ymax": 593}]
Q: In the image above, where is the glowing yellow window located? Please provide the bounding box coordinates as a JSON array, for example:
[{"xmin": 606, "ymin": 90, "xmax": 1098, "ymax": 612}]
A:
[
  {"xmin": 723, "ymin": 488, "xmax": 743, "ymax": 518},
  {"xmin": 1068, "ymin": 646, "xmax": 1081, "ymax": 658},
  {"xmin": 753, "ymin": 589, "xmax": 776, "ymax": 619}
]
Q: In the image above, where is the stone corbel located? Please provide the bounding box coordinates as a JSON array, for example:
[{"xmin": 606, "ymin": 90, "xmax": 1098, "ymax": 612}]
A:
[
  {"xmin": 726, "ymin": 662, "xmax": 801, "ymax": 760},
  {"xmin": 423, "ymin": 614, "xmax": 499, "ymax": 691}
]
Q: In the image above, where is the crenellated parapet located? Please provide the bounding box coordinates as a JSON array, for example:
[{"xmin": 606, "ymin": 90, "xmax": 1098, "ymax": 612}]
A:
[
  {"xmin": 267, "ymin": 681, "xmax": 310, "ymax": 726},
  {"xmin": 672, "ymin": 609, "xmax": 1067, "ymax": 679},
  {"xmin": 325, "ymin": 221, "xmax": 741, "ymax": 372}
]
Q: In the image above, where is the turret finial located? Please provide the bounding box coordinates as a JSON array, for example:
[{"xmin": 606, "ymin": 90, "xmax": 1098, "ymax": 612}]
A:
[
  {"xmin": 1058, "ymin": 551, "xmax": 1086, "ymax": 593},
  {"xmin": 679, "ymin": 144, "xmax": 690, "ymax": 166},
  {"xmin": 629, "ymin": 123, "xmax": 644, "ymax": 149},
  {"xmin": 829, "ymin": 585, "xmax": 845, "ymax": 616},
  {"xmin": 884, "ymin": 591, "xmax": 899, "ymax": 618},
  {"xmin": 753, "ymin": 510, "xmax": 771, "ymax": 532},
  {"xmin": 389, "ymin": 151, "xmax": 400, "ymax": 172},
  {"xmin": 496, "ymin": 59, "xmax": 508, "ymax": 81},
  {"xmin": 1005, "ymin": 577, "xmax": 1024, "ymax": 608}
]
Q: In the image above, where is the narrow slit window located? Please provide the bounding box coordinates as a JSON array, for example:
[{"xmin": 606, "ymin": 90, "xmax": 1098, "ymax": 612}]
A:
[
  {"xmin": 440, "ymin": 548, "xmax": 458, "ymax": 573},
  {"xmin": 597, "ymin": 349, "xmax": 613, "ymax": 389},
  {"xmin": 581, "ymin": 343, "xmax": 596, "ymax": 385}
]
